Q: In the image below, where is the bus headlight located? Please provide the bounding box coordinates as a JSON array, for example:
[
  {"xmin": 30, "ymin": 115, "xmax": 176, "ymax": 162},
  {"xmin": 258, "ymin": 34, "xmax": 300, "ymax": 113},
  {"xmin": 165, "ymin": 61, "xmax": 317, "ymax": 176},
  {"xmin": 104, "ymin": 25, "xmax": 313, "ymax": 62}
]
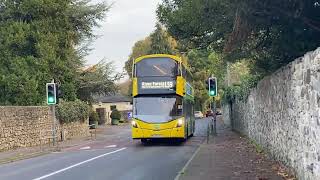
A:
[
  {"xmin": 132, "ymin": 120, "xmax": 138, "ymax": 128},
  {"xmin": 177, "ymin": 119, "xmax": 184, "ymax": 127}
]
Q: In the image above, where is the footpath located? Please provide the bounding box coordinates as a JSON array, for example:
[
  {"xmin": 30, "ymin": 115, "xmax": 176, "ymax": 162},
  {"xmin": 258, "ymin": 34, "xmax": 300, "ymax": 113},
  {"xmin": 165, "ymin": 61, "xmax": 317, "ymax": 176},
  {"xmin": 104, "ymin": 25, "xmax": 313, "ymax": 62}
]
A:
[{"xmin": 179, "ymin": 118, "xmax": 295, "ymax": 180}]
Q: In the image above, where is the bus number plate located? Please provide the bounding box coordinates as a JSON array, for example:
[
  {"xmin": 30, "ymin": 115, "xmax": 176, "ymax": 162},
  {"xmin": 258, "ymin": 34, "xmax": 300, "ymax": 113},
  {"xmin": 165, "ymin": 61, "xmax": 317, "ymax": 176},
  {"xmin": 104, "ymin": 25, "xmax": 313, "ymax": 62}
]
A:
[
  {"xmin": 154, "ymin": 124, "xmax": 160, "ymax": 130},
  {"xmin": 152, "ymin": 134, "xmax": 162, "ymax": 137}
]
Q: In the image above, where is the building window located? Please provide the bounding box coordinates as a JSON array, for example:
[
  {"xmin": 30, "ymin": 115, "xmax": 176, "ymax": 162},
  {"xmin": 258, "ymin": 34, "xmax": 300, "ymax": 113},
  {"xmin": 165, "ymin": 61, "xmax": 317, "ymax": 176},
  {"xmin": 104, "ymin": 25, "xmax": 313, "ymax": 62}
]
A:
[{"xmin": 110, "ymin": 105, "xmax": 117, "ymax": 111}]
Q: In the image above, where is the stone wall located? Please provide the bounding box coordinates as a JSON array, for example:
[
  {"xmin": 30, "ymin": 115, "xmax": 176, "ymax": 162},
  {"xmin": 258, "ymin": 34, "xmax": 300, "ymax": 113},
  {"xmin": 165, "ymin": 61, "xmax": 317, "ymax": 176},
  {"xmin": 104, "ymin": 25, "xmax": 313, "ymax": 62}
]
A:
[
  {"xmin": 0, "ymin": 107, "xmax": 51, "ymax": 151},
  {"xmin": 60, "ymin": 119, "xmax": 89, "ymax": 140},
  {"xmin": 0, "ymin": 106, "xmax": 89, "ymax": 151},
  {"xmin": 222, "ymin": 103, "xmax": 231, "ymax": 127},
  {"xmin": 223, "ymin": 48, "xmax": 320, "ymax": 180}
]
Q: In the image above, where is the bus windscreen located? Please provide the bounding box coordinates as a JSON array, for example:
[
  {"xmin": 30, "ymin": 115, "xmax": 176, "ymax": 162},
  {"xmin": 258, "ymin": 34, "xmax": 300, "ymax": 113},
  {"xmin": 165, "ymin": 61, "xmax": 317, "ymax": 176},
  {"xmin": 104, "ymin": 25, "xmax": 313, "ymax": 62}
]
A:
[
  {"xmin": 136, "ymin": 58, "xmax": 177, "ymax": 77},
  {"xmin": 133, "ymin": 96, "xmax": 182, "ymax": 123}
]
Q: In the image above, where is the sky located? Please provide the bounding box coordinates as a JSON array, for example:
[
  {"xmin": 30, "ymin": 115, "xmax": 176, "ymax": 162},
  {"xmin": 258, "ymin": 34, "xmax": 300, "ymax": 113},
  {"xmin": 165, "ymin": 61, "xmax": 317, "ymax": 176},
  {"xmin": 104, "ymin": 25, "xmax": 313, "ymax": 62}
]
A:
[{"xmin": 86, "ymin": 0, "xmax": 162, "ymax": 75}]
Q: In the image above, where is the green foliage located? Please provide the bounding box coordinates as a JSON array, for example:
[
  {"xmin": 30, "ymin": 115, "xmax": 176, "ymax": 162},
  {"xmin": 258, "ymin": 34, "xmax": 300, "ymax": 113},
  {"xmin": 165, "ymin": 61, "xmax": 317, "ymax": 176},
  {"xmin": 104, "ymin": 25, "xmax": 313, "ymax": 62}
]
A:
[
  {"xmin": 222, "ymin": 75, "xmax": 260, "ymax": 103},
  {"xmin": 77, "ymin": 60, "xmax": 122, "ymax": 102},
  {"xmin": 158, "ymin": 0, "xmax": 320, "ymax": 106},
  {"xmin": 89, "ymin": 109, "xmax": 99, "ymax": 123},
  {"xmin": 187, "ymin": 49, "xmax": 226, "ymax": 111},
  {"xmin": 158, "ymin": 0, "xmax": 234, "ymax": 51},
  {"xmin": 57, "ymin": 99, "xmax": 90, "ymax": 123},
  {"xmin": 157, "ymin": 0, "xmax": 320, "ymax": 76},
  {"xmin": 0, "ymin": 0, "xmax": 109, "ymax": 105},
  {"xmin": 110, "ymin": 109, "xmax": 121, "ymax": 120},
  {"xmin": 250, "ymin": 139, "xmax": 264, "ymax": 154},
  {"xmin": 149, "ymin": 23, "xmax": 175, "ymax": 54},
  {"xmin": 124, "ymin": 23, "xmax": 177, "ymax": 77},
  {"xmin": 228, "ymin": 60, "xmax": 251, "ymax": 85}
]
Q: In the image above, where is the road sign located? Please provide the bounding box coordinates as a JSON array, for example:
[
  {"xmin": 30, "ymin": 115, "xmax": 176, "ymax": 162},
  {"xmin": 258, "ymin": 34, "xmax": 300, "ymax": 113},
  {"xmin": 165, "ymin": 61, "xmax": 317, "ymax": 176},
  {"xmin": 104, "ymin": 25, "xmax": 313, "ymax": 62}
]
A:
[{"xmin": 127, "ymin": 112, "xmax": 132, "ymax": 119}]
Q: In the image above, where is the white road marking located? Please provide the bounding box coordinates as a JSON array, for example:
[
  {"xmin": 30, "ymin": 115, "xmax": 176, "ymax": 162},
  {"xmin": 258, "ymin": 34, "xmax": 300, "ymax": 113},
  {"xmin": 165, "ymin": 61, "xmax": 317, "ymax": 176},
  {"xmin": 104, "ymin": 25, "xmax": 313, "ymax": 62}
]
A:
[
  {"xmin": 63, "ymin": 141, "xmax": 95, "ymax": 151},
  {"xmin": 79, "ymin": 146, "xmax": 91, "ymax": 150},
  {"xmin": 174, "ymin": 145, "xmax": 201, "ymax": 180},
  {"xmin": 32, "ymin": 147, "xmax": 126, "ymax": 180},
  {"xmin": 105, "ymin": 145, "xmax": 117, "ymax": 148}
]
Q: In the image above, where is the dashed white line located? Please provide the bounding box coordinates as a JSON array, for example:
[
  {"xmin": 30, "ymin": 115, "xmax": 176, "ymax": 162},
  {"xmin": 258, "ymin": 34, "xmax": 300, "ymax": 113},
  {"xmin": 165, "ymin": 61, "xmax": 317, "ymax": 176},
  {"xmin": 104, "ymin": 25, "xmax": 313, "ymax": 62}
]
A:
[
  {"xmin": 32, "ymin": 147, "xmax": 127, "ymax": 180},
  {"xmin": 105, "ymin": 145, "xmax": 117, "ymax": 148},
  {"xmin": 79, "ymin": 146, "xmax": 91, "ymax": 150}
]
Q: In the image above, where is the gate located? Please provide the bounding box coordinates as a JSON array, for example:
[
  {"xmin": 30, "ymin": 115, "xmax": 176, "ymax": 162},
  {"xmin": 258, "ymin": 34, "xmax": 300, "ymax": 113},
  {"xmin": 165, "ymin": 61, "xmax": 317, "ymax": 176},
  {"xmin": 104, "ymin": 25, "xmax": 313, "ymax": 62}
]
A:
[{"xmin": 96, "ymin": 108, "xmax": 106, "ymax": 125}]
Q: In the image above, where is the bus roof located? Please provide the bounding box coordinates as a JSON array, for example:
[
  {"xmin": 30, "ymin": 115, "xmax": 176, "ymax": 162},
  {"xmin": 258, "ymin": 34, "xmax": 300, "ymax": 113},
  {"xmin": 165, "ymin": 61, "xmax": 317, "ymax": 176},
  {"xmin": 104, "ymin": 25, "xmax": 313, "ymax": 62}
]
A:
[
  {"xmin": 134, "ymin": 54, "xmax": 181, "ymax": 63},
  {"xmin": 134, "ymin": 54, "xmax": 191, "ymax": 73}
]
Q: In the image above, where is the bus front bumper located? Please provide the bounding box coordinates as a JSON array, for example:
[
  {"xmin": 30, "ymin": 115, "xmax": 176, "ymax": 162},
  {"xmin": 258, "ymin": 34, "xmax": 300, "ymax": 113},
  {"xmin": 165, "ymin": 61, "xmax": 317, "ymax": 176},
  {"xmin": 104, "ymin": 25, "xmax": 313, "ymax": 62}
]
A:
[{"xmin": 132, "ymin": 127, "xmax": 185, "ymax": 139}]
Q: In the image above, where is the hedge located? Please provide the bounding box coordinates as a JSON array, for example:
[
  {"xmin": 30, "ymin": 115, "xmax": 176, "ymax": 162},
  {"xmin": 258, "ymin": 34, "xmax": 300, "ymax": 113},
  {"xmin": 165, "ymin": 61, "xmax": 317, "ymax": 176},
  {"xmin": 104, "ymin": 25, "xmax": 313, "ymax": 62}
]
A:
[{"xmin": 56, "ymin": 99, "xmax": 90, "ymax": 123}]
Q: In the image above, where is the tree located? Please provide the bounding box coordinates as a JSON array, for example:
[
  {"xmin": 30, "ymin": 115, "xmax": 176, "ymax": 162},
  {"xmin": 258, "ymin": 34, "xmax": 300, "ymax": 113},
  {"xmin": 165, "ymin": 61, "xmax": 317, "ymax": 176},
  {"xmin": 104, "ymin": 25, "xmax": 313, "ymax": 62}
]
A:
[
  {"xmin": 149, "ymin": 23, "xmax": 176, "ymax": 54},
  {"xmin": 0, "ymin": 0, "xmax": 109, "ymax": 105},
  {"xmin": 124, "ymin": 37, "xmax": 151, "ymax": 77},
  {"xmin": 77, "ymin": 61, "xmax": 122, "ymax": 102},
  {"xmin": 124, "ymin": 23, "xmax": 177, "ymax": 77},
  {"xmin": 157, "ymin": 0, "xmax": 320, "ymax": 76},
  {"xmin": 187, "ymin": 49, "xmax": 227, "ymax": 111},
  {"xmin": 157, "ymin": 0, "xmax": 235, "ymax": 51},
  {"xmin": 117, "ymin": 79, "xmax": 132, "ymax": 96}
]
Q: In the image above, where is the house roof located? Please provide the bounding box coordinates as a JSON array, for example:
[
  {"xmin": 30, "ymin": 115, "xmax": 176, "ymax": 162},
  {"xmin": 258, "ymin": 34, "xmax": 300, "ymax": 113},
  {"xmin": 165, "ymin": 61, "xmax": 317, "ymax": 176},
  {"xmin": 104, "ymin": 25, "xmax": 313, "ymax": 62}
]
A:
[{"xmin": 97, "ymin": 95, "xmax": 131, "ymax": 103}]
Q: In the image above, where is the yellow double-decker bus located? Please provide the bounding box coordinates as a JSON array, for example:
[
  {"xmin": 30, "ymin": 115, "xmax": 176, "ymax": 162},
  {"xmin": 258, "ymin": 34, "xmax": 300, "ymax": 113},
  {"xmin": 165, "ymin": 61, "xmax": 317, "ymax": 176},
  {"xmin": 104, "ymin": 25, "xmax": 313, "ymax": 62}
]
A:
[{"xmin": 131, "ymin": 54, "xmax": 195, "ymax": 143}]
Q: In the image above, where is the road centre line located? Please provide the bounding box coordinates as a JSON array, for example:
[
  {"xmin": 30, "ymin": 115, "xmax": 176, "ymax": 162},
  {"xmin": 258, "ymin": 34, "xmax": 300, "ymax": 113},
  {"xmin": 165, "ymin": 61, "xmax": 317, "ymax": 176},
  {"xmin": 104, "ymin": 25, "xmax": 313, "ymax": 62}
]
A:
[
  {"xmin": 32, "ymin": 147, "xmax": 127, "ymax": 180},
  {"xmin": 105, "ymin": 145, "xmax": 117, "ymax": 148},
  {"xmin": 79, "ymin": 146, "xmax": 91, "ymax": 150}
]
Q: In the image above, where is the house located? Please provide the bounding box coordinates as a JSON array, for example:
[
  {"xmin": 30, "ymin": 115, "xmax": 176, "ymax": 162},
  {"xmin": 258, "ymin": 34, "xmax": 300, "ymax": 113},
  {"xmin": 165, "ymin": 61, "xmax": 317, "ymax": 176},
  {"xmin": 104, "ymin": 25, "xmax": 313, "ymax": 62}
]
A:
[{"xmin": 92, "ymin": 95, "xmax": 132, "ymax": 125}]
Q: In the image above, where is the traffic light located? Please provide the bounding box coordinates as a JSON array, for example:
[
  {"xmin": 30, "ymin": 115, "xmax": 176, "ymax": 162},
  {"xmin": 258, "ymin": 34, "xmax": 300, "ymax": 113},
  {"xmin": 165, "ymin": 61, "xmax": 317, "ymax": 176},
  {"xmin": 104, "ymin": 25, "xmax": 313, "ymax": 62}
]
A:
[
  {"xmin": 55, "ymin": 84, "xmax": 62, "ymax": 104},
  {"xmin": 46, "ymin": 83, "xmax": 57, "ymax": 105},
  {"xmin": 208, "ymin": 77, "xmax": 218, "ymax": 97}
]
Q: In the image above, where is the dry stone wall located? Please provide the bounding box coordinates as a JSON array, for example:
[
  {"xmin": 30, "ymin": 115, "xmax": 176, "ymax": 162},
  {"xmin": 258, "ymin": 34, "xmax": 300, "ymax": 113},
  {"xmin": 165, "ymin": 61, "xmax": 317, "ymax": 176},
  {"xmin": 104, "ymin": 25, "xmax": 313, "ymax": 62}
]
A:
[
  {"xmin": 60, "ymin": 119, "xmax": 89, "ymax": 140},
  {"xmin": 223, "ymin": 48, "xmax": 320, "ymax": 180},
  {"xmin": 0, "ymin": 106, "xmax": 89, "ymax": 151}
]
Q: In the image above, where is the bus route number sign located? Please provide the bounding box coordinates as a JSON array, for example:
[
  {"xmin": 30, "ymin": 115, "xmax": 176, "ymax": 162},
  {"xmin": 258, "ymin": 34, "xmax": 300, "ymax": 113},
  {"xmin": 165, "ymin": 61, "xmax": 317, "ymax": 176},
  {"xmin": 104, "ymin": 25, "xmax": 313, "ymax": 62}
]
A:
[{"xmin": 141, "ymin": 81, "xmax": 174, "ymax": 89}]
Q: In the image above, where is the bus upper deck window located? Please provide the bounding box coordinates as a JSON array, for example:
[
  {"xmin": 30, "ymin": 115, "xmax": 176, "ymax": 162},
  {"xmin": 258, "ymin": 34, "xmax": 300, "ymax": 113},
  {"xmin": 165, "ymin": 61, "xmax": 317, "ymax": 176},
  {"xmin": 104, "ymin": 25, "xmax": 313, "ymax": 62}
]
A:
[{"xmin": 136, "ymin": 57, "xmax": 177, "ymax": 77}]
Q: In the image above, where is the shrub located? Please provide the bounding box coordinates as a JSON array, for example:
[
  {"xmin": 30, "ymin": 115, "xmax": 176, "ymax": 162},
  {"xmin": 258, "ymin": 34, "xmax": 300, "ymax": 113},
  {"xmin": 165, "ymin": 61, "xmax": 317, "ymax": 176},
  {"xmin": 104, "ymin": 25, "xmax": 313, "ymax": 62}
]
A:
[
  {"xmin": 222, "ymin": 75, "xmax": 261, "ymax": 104},
  {"xmin": 89, "ymin": 110, "xmax": 99, "ymax": 122},
  {"xmin": 57, "ymin": 99, "xmax": 90, "ymax": 123},
  {"xmin": 110, "ymin": 109, "xmax": 121, "ymax": 120}
]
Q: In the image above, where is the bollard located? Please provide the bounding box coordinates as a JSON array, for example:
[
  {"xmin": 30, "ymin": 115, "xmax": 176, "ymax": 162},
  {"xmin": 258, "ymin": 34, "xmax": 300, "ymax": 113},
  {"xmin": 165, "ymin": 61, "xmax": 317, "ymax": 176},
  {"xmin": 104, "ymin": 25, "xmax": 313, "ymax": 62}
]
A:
[
  {"xmin": 207, "ymin": 124, "xmax": 210, "ymax": 144},
  {"xmin": 95, "ymin": 125, "xmax": 97, "ymax": 139},
  {"xmin": 213, "ymin": 118, "xmax": 217, "ymax": 136},
  {"xmin": 211, "ymin": 118, "xmax": 214, "ymax": 136},
  {"xmin": 89, "ymin": 124, "xmax": 97, "ymax": 140}
]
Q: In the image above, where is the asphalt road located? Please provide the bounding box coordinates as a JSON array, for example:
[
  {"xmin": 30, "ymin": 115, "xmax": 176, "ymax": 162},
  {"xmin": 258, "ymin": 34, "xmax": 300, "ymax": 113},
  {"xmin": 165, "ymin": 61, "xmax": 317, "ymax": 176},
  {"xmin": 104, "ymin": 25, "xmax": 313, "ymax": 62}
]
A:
[{"xmin": 0, "ymin": 118, "xmax": 211, "ymax": 180}]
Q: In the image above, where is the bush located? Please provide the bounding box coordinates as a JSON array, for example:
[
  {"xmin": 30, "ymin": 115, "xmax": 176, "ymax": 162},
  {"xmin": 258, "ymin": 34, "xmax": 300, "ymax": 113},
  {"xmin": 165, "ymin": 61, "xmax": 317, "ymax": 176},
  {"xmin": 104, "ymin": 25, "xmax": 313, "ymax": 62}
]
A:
[
  {"xmin": 222, "ymin": 75, "xmax": 261, "ymax": 104},
  {"xmin": 110, "ymin": 109, "xmax": 121, "ymax": 120},
  {"xmin": 57, "ymin": 99, "xmax": 90, "ymax": 123},
  {"xmin": 89, "ymin": 110, "xmax": 99, "ymax": 122}
]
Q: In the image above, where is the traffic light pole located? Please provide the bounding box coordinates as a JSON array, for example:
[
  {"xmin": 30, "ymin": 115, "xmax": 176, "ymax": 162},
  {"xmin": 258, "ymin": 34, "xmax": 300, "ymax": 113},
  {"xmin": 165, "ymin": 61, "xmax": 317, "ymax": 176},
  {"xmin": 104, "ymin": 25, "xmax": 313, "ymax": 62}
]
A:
[
  {"xmin": 50, "ymin": 79, "xmax": 56, "ymax": 146},
  {"xmin": 210, "ymin": 97, "xmax": 217, "ymax": 136},
  {"xmin": 51, "ymin": 105, "xmax": 57, "ymax": 146}
]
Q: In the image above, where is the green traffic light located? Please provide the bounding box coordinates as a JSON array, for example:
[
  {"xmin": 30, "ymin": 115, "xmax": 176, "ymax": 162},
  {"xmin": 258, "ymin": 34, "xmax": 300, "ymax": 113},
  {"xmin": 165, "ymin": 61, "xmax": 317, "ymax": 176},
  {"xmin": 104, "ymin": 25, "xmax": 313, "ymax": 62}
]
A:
[
  {"xmin": 48, "ymin": 97, "xmax": 55, "ymax": 103},
  {"xmin": 47, "ymin": 83, "xmax": 56, "ymax": 105},
  {"xmin": 208, "ymin": 77, "xmax": 217, "ymax": 97}
]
